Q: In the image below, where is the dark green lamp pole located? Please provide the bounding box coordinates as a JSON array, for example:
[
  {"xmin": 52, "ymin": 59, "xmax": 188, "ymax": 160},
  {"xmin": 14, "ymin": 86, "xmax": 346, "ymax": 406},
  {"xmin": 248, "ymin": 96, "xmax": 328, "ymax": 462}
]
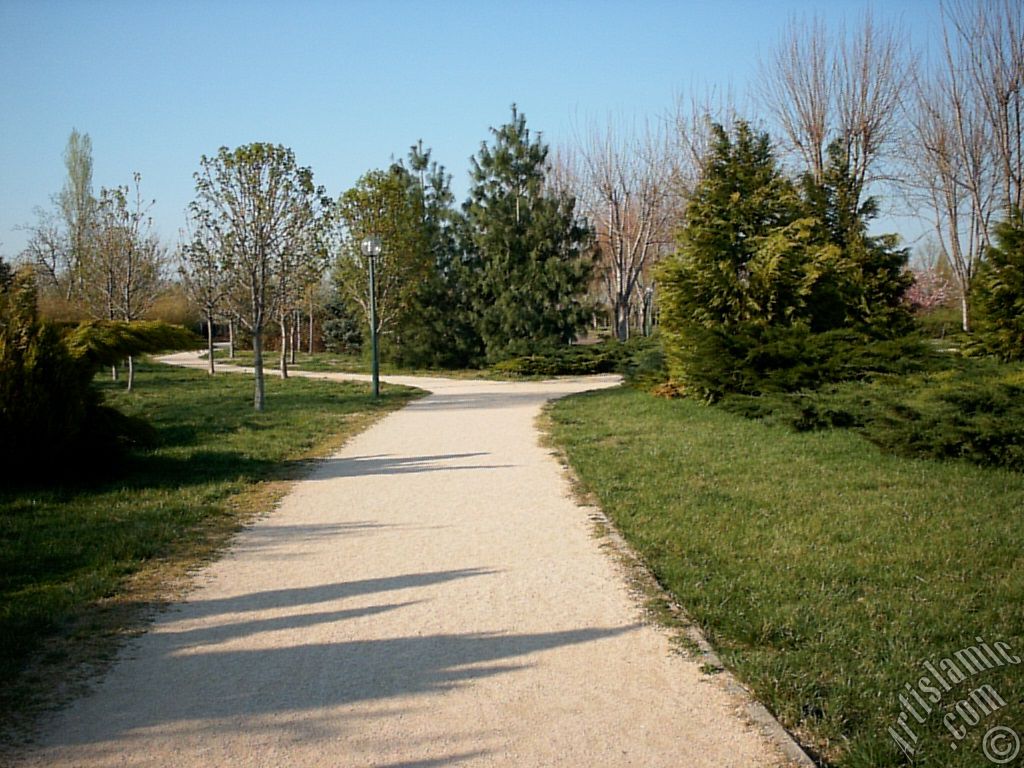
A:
[{"xmin": 360, "ymin": 235, "xmax": 382, "ymax": 398}]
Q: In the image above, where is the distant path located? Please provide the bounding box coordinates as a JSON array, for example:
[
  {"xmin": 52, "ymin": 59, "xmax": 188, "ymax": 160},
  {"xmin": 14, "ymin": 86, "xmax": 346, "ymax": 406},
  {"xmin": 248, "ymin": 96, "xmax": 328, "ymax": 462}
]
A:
[{"xmin": 18, "ymin": 352, "xmax": 803, "ymax": 767}]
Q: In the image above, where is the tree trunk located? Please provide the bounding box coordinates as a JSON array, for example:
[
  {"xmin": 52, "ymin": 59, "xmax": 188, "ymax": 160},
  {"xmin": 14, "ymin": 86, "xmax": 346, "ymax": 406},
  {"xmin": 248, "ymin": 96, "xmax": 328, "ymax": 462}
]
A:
[
  {"xmin": 961, "ymin": 292, "xmax": 971, "ymax": 334},
  {"xmin": 126, "ymin": 355, "xmax": 134, "ymax": 392},
  {"xmin": 290, "ymin": 309, "xmax": 298, "ymax": 365},
  {"xmin": 308, "ymin": 297, "xmax": 315, "ymax": 354},
  {"xmin": 206, "ymin": 314, "xmax": 215, "ymax": 375},
  {"xmin": 111, "ymin": 365, "xmax": 118, "ymax": 381},
  {"xmin": 253, "ymin": 328, "xmax": 265, "ymax": 411},
  {"xmin": 228, "ymin": 320, "xmax": 235, "ymax": 359},
  {"xmin": 278, "ymin": 313, "xmax": 289, "ymax": 379},
  {"xmin": 615, "ymin": 300, "xmax": 630, "ymax": 342}
]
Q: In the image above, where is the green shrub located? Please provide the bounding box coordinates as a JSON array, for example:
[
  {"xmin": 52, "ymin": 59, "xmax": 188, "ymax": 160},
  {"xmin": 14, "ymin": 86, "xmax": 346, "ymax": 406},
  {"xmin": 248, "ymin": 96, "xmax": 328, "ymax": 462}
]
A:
[
  {"xmin": 719, "ymin": 357, "xmax": 1024, "ymax": 472},
  {"xmin": 0, "ymin": 270, "xmax": 196, "ymax": 483},
  {"xmin": 616, "ymin": 334, "xmax": 668, "ymax": 389},
  {"xmin": 972, "ymin": 209, "xmax": 1024, "ymax": 361},
  {"xmin": 491, "ymin": 343, "xmax": 623, "ymax": 376}
]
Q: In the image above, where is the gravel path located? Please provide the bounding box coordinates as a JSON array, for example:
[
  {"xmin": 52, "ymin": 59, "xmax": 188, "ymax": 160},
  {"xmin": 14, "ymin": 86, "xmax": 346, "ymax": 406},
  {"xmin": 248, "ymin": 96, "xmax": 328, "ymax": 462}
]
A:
[{"xmin": 18, "ymin": 354, "xmax": 803, "ymax": 767}]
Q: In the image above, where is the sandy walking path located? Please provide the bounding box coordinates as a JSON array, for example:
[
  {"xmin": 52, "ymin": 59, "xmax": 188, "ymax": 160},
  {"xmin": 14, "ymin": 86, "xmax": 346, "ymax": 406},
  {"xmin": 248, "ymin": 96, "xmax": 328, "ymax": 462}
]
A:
[{"xmin": 18, "ymin": 354, "xmax": 804, "ymax": 767}]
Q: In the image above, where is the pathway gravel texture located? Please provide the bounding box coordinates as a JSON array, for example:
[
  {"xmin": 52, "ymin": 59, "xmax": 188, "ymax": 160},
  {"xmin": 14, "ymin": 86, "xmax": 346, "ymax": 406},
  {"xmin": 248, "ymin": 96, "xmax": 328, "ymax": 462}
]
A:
[{"xmin": 18, "ymin": 354, "xmax": 800, "ymax": 767}]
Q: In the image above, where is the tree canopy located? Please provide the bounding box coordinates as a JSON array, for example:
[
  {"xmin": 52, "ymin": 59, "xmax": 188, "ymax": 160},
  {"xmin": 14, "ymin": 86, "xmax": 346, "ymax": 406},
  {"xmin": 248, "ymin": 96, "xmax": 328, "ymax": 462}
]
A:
[{"xmin": 463, "ymin": 106, "xmax": 594, "ymax": 361}]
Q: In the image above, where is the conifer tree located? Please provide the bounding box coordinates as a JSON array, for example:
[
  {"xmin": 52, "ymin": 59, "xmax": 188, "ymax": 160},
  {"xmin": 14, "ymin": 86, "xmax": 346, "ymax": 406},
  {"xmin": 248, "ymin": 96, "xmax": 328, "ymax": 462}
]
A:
[
  {"xmin": 463, "ymin": 106, "xmax": 593, "ymax": 361},
  {"xmin": 658, "ymin": 121, "xmax": 846, "ymax": 398},
  {"xmin": 973, "ymin": 209, "xmax": 1024, "ymax": 361},
  {"xmin": 397, "ymin": 143, "xmax": 481, "ymax": 367},
  {"xmin": 801, "ymin": 141, "xmax": 912, "ymax": 336}
]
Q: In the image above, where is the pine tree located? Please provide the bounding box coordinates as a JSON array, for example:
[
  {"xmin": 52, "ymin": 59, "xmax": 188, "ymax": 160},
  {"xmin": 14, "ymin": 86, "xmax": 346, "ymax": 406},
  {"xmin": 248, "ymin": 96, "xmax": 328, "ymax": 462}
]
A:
[
  {"xmin": 396, "ymin": 143, "xmax": 482, "ymax": 367},
  {"xmin": 464, "ymin": 106, "xmax": 593, "ymax": 361}
]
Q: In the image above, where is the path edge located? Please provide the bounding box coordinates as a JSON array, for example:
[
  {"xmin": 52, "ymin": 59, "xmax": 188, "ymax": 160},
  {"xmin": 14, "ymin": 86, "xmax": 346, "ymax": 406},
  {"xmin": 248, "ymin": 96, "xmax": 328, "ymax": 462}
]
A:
[{"xmin": 537, "ymin": 403, "xmax": 819, "ymax": 768}]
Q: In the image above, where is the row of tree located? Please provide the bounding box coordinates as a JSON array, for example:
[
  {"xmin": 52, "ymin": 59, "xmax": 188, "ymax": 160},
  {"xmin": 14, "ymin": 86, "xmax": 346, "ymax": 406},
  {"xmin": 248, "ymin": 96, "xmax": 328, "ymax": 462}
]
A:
[
  {"xmin": 553, "ymin": 1, "xmax": 1022, "ymax": 343},
  {"xmin": 179, "ymin": 107, "xmax": 593, "ymax": 409},
  {"xmin": 20, "ymin": 131, "xmax": 166, "ymax": 389},
  {"xmin": 14, "ymin": 1, "xmax": 1021, "ymax": 408}
]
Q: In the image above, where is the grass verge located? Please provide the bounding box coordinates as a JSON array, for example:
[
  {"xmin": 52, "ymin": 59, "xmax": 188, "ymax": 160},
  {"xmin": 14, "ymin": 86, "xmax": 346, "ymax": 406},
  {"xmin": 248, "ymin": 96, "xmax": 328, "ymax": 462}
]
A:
[
  {"xmin": 213, "ymin": 350, "xmax": 495, "ymax": 379},
  {"xmin": 0, "ymin": 359, "xmax": 420, "ymax": 742},
  {"xmin": 546, "ymin": 386, "xmax": 1024, "ymax": 767}
]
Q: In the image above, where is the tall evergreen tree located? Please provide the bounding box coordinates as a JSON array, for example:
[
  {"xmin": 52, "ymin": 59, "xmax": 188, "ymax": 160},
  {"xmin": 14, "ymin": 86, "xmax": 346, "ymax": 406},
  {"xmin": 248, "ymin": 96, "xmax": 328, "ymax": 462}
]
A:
[
  {"xmin": 801, "ymin": 141, "xmax": 912, "ymax": 336},
  {"xmin": 657, "ymin": 121, "xmax": 846, "ymax": 398},
  {"xmin": 396, "ymin": 143, "xmax": 482, "ymax": 367},
  {"xmin": 463, "ymin": 106, "xmax": 593, "ymax": 361},
  {"xmin": 973, "ymin": 209, "xmax": 1024, "ymax": 361}
]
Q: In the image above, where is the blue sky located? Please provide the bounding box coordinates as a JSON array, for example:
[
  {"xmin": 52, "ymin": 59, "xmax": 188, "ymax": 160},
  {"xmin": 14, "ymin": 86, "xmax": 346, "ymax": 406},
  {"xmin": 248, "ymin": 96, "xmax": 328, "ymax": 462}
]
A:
[{"xmin": 1, "ymin": 0, "xmax": 942, "ymax": 258}]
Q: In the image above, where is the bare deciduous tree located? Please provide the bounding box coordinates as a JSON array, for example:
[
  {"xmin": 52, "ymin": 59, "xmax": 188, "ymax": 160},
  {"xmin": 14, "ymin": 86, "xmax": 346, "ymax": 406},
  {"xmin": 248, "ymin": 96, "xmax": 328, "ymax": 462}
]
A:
[
  {"xmin": 180, "ymin": 220, "xmax": 228, "ymax": 375},
  {"xmin": 758, "ymin": 11, "xmax": 908, "ymax": 197},
  {"xmin": 570, "ymin": 118, "xmax": 678, "ymax": 340},
  {"xmin": 946, "ymin": 0, "xmax": 1024, "ymax": 214},
  {"xmin": 905, "ymin": 0, "xmax": 1019, "ymax": 331},
  {"xmin": 82, "ymin": 174, "xmax": 166, "ymax": 389}
]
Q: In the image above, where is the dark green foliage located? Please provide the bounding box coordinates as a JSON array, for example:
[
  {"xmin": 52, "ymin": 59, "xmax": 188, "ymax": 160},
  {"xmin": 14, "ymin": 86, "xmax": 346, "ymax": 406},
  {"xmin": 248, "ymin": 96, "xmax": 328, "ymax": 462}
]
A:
[
  {"xmin": 0, "ymin": 271, "xmax": 197, "ymax": 482},
  {"xmin": 463, "ymin": 106, "xmax": 594, "ymax": 362},
  {"xmin": 616, "ymin": 334, "xmax": 668, "ymax": 389},
  {"xmin": 801, "ymin": 142, "xmax": 913, "ymax": 337},
  {"xmin": 1, "ymin": 270, "xmax": 94, "ymax": 478},
  {"xmin": 320, "ymin": 294, "xmax": 363, "ymax": 355},
  {"xmin": 658, "ymin": 123, "xmax": 913, "ymax": 400},
  {"xmin": 657, "ymin": 121, "xmax": 834, "ymax": 398},
  {"xmin": 972, "ymin": 209, "xmax": 1024, "ymax": 361},
  {"xmin": 718, "ymin": 355, "xmax": 1024, "ymax": 472},
  {"xmin": 490, "ymin": 344, "xmax": 623, "ymax": 376},
  {"xmin": 391, "ymin": 144, "xmax": 483, "ymax": 368}
]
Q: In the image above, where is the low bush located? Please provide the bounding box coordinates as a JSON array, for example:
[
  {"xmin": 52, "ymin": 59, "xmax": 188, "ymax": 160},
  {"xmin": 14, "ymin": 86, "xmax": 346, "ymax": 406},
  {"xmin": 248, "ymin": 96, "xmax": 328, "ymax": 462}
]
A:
[
  {"xmin": 490, "ymin": 343, "xmax": 624, "ymax": 376},
  {"xmin": 719, "ymin": 357, "xmax": 1024, "ymax": 472},
  {"xmin": 0, "ymin": 269, "xmax": 196, "ymax": 484}
]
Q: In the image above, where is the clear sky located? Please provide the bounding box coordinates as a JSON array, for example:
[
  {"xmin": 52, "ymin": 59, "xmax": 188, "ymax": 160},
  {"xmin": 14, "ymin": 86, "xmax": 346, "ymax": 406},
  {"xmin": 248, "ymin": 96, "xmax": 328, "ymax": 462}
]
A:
[{"xmin": 1, "ymin": 0, "xmax": 943, "ymax": 259}]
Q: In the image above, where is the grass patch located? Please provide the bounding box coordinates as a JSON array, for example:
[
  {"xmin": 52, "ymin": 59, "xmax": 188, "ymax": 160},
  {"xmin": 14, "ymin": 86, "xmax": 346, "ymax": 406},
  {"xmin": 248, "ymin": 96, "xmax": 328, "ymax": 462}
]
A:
[
  {"xmin": 214, "ymin": 349, "xmax": 495, "ymax": 379},
  {"xmin": 547, "ymin": 387, "xmax": 1024, "ymax": 767},
  {"xmin": 0, "ymin": 359, "xmax": 419, "ymax": 739}
]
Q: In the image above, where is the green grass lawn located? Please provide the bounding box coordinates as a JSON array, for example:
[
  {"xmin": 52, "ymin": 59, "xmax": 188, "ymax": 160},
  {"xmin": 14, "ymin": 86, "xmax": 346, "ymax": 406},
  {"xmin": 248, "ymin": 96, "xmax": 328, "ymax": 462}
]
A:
[
  {"xmin": 213, "ymin": 349, "xmax": 495, "ymax": 379},
  {"xmin": 0, "ymin": 359, "xmax": 419, "ymax": 735},
  {"xmin": 547, "ymin": 387, "xmax": 1024, "ymax": 767}
]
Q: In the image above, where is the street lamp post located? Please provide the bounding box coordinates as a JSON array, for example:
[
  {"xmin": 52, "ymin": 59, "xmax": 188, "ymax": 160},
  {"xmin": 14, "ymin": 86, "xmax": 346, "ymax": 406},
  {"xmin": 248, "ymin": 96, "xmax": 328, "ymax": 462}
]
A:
[
  {"xmin": 644, "ymin": 285, "xmax": 654, "ymax": 337},
  {"xmin": 360, "ymin": 235, "xmax": 382, "ymax": 398}
]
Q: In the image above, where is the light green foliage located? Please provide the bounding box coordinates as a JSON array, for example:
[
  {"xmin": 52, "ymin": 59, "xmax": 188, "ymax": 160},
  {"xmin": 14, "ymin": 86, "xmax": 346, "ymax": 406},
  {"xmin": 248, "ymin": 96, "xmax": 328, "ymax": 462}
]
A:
[
  {"xmin": 333, "ymin": 165, "xmax": 433, "ymax": 349},
  {"xmin": 190, "ymin": 143, "xmax": 329, "ymax": 409},
  {"xmin": 57, "ymin": 128, "xmax": 96, "ymax": 302},
  {"xmin": 973, "ymin": 209, "xmax": 1024, "ymax": 361},
  {"xmin": 464, "ymin": 106, "xmax": 594, "ymax": 361}
]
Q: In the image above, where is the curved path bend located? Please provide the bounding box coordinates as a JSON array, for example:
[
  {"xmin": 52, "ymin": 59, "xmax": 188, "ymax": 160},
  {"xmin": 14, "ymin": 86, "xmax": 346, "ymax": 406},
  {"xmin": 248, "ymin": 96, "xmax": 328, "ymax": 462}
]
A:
[{"xmin": 20, "ymin": 353, "xmax": 802, "ymax": 767}]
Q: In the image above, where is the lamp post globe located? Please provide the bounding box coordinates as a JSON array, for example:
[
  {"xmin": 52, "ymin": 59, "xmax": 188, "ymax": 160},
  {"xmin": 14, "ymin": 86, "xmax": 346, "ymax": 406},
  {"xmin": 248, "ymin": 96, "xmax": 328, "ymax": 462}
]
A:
[{"xmin": 360, "ymin": 236, "xmax": 382, "ymax": 398}]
